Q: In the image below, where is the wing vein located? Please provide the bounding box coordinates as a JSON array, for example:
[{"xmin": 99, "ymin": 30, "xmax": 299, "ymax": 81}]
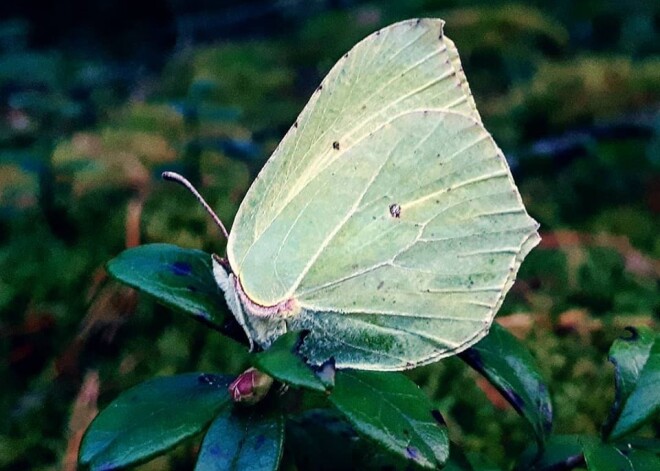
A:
[
  {"xmin": 299, "ymin": 303, "xmax": 491, "ymax": 320},
  {"xmin": 252, "ymin": 27, "xmax": 448, "ymax": 240},
  {"xmin": 288, "ymin": 136, "xmax": 404, "ymax": 296}
]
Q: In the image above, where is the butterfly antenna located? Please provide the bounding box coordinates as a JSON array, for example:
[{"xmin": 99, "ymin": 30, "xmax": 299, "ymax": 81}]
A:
[{"xmin": 161, "ymin": 171, "xmax": 229, "ymax": 239}]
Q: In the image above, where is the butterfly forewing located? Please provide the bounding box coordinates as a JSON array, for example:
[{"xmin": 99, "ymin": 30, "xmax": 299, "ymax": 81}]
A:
[
  {"xmin": 222, "ymin": 19, "xmax": 539, "ymax": 370},
  {"xmin": 228, "ymin": 19, "xmax": 481, "ymax": 304}
]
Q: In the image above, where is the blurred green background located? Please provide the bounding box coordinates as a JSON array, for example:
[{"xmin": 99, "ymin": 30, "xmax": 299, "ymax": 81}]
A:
[{"xmin": 0, "ymin": 1, "xmax": 658, "ymax": 469}]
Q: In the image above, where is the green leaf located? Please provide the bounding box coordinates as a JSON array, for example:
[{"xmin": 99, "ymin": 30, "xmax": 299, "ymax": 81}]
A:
[
  {"xmin": 286, "ymin": 409, "xmax": 404, "ymax": 470},
  {"xmin": 616, "ymin": 438, "xmax": 660, "ymax": 454},
  {"xmin": 605, "ymin": 326, "xmax": 660, "ymax": 440},
  {"xmin": 515, "ymin": 434, "xmax": 586, "ymax": 470},
  {"xmin": 253, "ymin": 331, "xmax": 330, "ymax": 392},
  {"xmin": 583, "ymin": 440, "xmax": 660, "ymax": 471},
  {"xmin": 626, "ymin": 450, "xmax": 660, "ymax": 470},
  {"xmin": 328, "ymin": 370, "xmax": 449, "ymax": 469},
  {"xmin": 286, "ymin": 409, "xmax": 361, "ymax": 471},
  {"xmin": 583, "ymin": 441, "xmax": 630, "ymax": 471},
  {"xmin": 107, "ymin": 244, "xmax": 227, "ymax": 331},
  {"xmin": 459, "ymin": 323, "xmax": 552, "ymax": 446},
  {"xmin": 195, "ymin": 407, "xmax": 284, "ymax": 471},
  {"xmin": 80, "ymin": 373, "xmax": 232, "ymax": 470}
]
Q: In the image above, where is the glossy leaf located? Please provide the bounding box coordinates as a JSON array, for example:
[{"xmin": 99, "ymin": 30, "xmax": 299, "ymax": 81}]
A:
[
  {"xmin": 626, "ymin": 450, "xmax": 660, "ymax": 470},
  {"xmin": 616, "ymin": 438, "xmax": 660, "ymax": 454},
  {"xmin": 583, "ymin": 441, "xmax": 630, "ymax": 471},
  {"xmin": 253, "ymin": 331, "xmax": 330, "ymax": 392},
  {"xmin": 107, "ymin": 244, "xmax": 227, "ymax": 331},
  {"xmin": 583, "ymin": 440, "xmax": 660, "ymax": 471},
  {"xmin": 605, "ymin": 326, "xmax": 660, "ymax": 440},
  {"xmin": 515, "ymin": 435, "xmax": 586, "ymax": 471},
  {"xmin": 80, "ymin": 373, "xmax": 232, "ymax": 470},
  {"xmin": 328, "ymin": 370, "xmax": 449, "ymax": 469},
  {"xmin": 459, "ymin": 322, "xmax": 552, "ymax": 446},
  {"xmin": 195, "ymin": 407, "xmax": 284, "ymax": 471},
  {"xmin": 286, "ymin": 408, "xmax": 408, "ymax": 470}
]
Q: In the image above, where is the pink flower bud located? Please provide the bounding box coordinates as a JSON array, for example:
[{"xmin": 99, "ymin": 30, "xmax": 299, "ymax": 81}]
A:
[{"xmin": 228, "ymin": 367, "xmax": 274, "ymax": 405}]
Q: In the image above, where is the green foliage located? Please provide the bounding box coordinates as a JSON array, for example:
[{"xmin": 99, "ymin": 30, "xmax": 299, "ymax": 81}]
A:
[
  {"xmin": 106, "ymin": 244, "xmax": 229, "ymax": 331},
  {"xmin": 80, "ymin": 373, "xmax": 233, "ymax": 470},
  {"xmin": 328, "ymin": 370, "xmax": 449, "ymax": 469},
  {"xmin": 604, "ymin": 327, "xmax": 660, "ymax": 440},
  {"xmin": 75, "ymin": 243, "xmax": 657, "ymax": 469},
  {"xmin": 196, "ymin": 407, "xmax": 284, "ymax": 471},
  {"xmin": 252, "ymin": 332, "xmax": 330, "ymax": 393},
  {"xmin": 459, "ymin": 323, "xmax": 553, "ymax": 447}
]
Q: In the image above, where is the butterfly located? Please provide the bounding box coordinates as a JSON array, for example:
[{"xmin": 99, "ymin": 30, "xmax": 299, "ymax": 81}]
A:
[{"xmin": 165, "ymin": 18, "xmax": 539, "ymax": 371}]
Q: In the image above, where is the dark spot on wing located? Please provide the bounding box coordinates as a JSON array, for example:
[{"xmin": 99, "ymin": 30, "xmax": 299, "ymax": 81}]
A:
[
  {"xmin": 293, "ymin": 121, "xmax": 298, "ymax": 128},
  {"xmin": 317, "ymin": 84, "xmax": 323, "ymax": 92},
  {"xmin": 332, "ymin": 141, "xmax": 340, "ymax": 150},
  {"xmin": 377, "ymin": 281, "xmax": 384, "ymax": 290},
  {"xmin": 171, "ymin": 261, "xmax": 192, "ymax": 276},
  {"xmin": 431, "ymin": 409, "xmax": 446, "ymax": 425},
  {"xmin": 389, "ymin": 203, "xmax": 401, "ymax": 218},
  {"xmin": 361, "ymin": 104, "xmax": 366, "ymax": 110},
  {"xmin": 343, "ymin": 52, "xmax": 349, "ymax": 59}
]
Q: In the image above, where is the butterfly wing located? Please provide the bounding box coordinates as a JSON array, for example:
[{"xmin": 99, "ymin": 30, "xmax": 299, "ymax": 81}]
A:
[
  {"xmin": 223, "ymin": 19, "xmax": 539, "ymax": 370},
  {"xmin": 228, "ymin": 19, "xmax": 481, "ymax": 301}
]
